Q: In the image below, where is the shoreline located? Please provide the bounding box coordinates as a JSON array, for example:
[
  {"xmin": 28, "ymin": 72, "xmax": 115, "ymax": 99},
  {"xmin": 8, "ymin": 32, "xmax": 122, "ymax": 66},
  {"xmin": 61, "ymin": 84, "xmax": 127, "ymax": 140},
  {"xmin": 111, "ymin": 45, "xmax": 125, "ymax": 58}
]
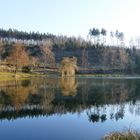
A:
[
  {"xmin": 0, "ymin": 72, "xmax": 46, "ymax": 81},
  {"xmin": 1, "ymin": 72, "xmax": 140, "ymax": 81},
  {"xmin": 76, "ymin": 74, "xmax": 140, "ymax": 79}
]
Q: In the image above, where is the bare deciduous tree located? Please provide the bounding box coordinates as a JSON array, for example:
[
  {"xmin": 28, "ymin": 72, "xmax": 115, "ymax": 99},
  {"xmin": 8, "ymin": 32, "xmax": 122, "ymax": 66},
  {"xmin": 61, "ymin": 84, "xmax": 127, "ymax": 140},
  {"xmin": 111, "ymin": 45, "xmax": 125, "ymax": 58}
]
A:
[
  {"xmin": 81, "ymin": 48, "xmax": 89, "ymax": 69},
  {"xmin": 7, "ymin": 43, "xmax": 29, "ymax": 73},
  {"xmin": 40, "ymin": 39, "xmax": 56, "ymax": 70}
]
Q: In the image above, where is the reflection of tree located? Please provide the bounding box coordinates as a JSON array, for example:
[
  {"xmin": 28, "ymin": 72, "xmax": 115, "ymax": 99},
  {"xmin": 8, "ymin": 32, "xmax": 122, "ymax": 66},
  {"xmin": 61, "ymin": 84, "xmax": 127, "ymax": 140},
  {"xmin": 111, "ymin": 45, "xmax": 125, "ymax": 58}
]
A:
[
  {"xmin": 128, "ymin": 101, "xmax": 140, "ymax": 117},
  {"xmin": 42, "ymin": 78, "xmax": 55, "ymax": 112},
  {"xmin": 0, "ymin": 78, "xmax": 140, "ymax": 121},
  {"xmin": 88, "ymin": 114, "xmax": 107, "ymax": 123},
  {"xmin": 60, "ymin": 77, "xmax": 77, "ymax": 96},
  {"xmin": 87, "ymin": 104, "xmax": 125, "ymax": 124},
  {"xmin": 0, "ymin": 79, "xmax": 43, "ymax": 109},
  {"xmin": 87, "ymin": 106, "xmax": 107, "ymax": 123},
  {"xmin": 89, "ymin": 114, "xmax": 100, "ymax": 123},
  {"xmin": 0, "ymin": 80, "xmax": 35, "ymax": 111},
  {"xmin": 114, "ymin": 107, "xmax": 124, "ymax": 121},
  {"xmin": 79, "ymin": 78, "xmax": 90, "ymax": 106}
]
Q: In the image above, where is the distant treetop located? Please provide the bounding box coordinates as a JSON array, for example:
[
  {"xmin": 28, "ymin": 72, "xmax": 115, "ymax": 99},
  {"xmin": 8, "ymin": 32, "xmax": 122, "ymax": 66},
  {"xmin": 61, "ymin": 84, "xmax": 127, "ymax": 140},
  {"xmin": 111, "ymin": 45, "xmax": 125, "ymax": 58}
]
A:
[{"xmin": 0, "ymin": 28, "xmax": 55, "ymax": 41}]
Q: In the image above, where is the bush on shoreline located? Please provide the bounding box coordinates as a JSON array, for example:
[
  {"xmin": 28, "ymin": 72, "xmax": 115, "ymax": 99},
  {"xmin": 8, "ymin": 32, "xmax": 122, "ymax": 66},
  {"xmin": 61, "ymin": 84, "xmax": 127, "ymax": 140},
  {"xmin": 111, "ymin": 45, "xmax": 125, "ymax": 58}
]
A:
[{"xmin": 103, "ymin": 129, "xmax": 140, "ymax": 140}]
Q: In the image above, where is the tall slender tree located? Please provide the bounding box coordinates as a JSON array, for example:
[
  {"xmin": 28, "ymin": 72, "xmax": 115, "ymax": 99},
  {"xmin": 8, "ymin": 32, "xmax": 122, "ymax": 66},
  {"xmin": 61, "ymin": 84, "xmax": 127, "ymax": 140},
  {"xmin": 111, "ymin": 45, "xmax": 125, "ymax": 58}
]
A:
[
  {"xmin": 81, "ymin": 48, "xmax": 89, "ymax": 69},
  {"xmin": 89, "ymin": 28, "xmax": 100, "ymax": 46},
  {"xmin": 40, "ymin": 39, "xmax": 55, "ymax": 70},
  {"xmin": 0, "ymin": 41, "xmax": 4, "ymax": 61},
  {"xmin": 110, "ymin": 31, "xmax": 114, "ymax": 46},
  {"xmin": 115, "ymin": 30, "xmax": 119, "ymax": 46},
  {"xmin": 118, "ymin": 32, "xmax": 125, "ymax": 47},
  {"xmin": 135, "ymin": 37, "xmax": 140, "ymax": 48},
  {"xmin": 101, "ymin": 28, "xmax": 107, "ymax": 45}
]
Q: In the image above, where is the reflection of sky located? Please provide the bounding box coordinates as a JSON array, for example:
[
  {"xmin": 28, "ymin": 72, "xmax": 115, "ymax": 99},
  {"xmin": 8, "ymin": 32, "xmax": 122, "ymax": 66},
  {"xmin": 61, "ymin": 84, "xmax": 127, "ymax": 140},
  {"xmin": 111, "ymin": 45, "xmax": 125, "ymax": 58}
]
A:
[{"xmin": 1, "ymin": 103, "xmax": 140, "ymax": 140}]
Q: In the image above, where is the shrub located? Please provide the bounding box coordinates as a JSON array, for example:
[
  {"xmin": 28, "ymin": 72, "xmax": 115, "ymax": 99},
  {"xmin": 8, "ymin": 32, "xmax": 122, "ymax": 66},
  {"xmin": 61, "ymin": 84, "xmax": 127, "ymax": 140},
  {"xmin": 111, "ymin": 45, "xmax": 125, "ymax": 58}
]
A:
[
  {"xmin": 103, "ymin": 130, "xmax": 140, "ymax": 140},
  {"xmin": 22, "ymin": 66, "xmax": 31, "ymax": 73}
]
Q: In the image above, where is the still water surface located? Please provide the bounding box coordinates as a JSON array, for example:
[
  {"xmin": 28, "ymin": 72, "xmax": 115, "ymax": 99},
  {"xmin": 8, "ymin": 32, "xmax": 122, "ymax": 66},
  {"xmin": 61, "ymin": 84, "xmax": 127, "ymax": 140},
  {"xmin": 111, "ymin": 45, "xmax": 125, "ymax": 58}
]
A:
[{"xmin": 0, "ymin": 77, "xmax": 140, "ymax": 140}]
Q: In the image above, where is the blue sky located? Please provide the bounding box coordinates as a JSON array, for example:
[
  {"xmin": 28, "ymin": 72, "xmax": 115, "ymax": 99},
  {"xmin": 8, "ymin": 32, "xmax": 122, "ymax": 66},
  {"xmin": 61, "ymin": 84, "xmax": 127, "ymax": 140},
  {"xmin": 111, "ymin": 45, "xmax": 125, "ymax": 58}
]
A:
[{"xmin": 0, "ymin": 0, "xmax": 140, "ymax": 42}]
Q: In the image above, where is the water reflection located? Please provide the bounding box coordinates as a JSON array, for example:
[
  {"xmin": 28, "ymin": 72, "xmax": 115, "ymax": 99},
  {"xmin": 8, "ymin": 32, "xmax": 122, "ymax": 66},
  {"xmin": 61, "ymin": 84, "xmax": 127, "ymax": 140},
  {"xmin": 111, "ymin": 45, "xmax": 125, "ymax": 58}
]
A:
[
  {"xmin": 0, "ymin": 78, "xmax": 140, "ymax": 122},
  {"xmin": 87, "ymin": 103, "xmax": 125, "ymax": 123},
  {"xmin": 60, "ymin": 77, "xmax": 77, "ymax": 96}
]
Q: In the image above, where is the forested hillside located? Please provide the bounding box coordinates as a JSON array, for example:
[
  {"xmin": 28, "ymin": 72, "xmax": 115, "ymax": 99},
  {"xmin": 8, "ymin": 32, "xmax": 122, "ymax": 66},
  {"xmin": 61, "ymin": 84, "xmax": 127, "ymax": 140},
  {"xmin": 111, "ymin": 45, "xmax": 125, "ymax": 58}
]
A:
[{"xmin": 0, "ymin": 28, "xmax": 140, "ymax": 74}]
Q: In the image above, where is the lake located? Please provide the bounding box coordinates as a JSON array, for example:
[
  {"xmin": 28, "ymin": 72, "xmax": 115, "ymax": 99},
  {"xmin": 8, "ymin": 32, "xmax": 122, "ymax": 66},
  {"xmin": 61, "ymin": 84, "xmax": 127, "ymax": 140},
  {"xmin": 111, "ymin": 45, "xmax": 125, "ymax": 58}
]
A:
[{"xmin": 0, "ymin": 77, "xmax": 140, "ymax": 140}]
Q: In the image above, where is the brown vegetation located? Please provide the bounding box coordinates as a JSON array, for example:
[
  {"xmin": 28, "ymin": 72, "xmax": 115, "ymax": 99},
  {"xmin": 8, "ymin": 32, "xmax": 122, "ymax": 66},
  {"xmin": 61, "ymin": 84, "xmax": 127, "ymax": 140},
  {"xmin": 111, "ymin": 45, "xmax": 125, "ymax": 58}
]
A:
[
  {"xmin": 104, "ymin": 130, "xmax": 140, "ymax": 140},
  {"xmin": 40, "ymin": 40, "xmax": 56, "ymax": 68},
  {"xmin": 60, "ymin": 77, "xmax": 77, "ymax": 96},
  {"xmin": 0, "ymin": 29, "xmax": 140, "ymax": 75},
  {"xmin": 60, "ymin": 56, "xmax": 78, "ymax": 77},
  {"xmin": 6, "ymin": 43, "xmax": 29, "ymax": 73}
]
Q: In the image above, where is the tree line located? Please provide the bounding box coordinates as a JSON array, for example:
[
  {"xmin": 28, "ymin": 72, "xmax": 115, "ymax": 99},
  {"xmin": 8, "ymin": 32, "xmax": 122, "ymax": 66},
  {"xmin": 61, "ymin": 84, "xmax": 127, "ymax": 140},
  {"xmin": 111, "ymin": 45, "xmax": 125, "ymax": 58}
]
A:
[
  {"xmin": 0, "ymin": 28, "xmax": 140, "ymax": 74},
  {"xmin": 0, "ymin": 28, "xmax": 55, "ymax": 41}
]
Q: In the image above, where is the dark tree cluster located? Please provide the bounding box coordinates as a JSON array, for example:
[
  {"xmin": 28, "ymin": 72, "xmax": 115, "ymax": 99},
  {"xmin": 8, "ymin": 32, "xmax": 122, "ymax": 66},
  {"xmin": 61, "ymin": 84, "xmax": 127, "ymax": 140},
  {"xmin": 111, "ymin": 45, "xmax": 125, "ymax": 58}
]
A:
[{"xmin": 0, "ymin": 28, "xmax": 55, "ymax": 41}]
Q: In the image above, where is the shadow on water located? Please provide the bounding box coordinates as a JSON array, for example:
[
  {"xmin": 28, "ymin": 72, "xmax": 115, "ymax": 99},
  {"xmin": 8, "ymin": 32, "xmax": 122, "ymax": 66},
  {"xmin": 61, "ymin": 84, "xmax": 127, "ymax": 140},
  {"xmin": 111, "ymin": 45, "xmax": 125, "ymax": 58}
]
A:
[{"xmin": 0, "ymin": 77, "xmax": 140, "ymax": 122}]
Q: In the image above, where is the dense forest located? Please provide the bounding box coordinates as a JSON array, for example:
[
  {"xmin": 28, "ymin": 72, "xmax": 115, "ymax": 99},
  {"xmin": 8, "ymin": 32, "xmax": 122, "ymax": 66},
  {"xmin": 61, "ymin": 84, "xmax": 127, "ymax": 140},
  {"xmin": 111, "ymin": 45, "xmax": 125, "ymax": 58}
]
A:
[{"xmin": 0, "ymin": 28, "xmax": 140, "ymax": 74}]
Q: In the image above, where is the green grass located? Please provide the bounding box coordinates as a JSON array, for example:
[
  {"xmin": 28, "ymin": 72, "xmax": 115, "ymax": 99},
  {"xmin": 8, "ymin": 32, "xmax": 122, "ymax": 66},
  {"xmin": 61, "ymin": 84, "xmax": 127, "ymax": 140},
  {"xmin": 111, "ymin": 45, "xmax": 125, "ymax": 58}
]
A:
[
  {"xmin": 103, "ymin": 130, "xmax": 140, "ymax": 140},
  {"xmin": 0, "ymin": 72, "xmax": 46, "ymax": 81}
]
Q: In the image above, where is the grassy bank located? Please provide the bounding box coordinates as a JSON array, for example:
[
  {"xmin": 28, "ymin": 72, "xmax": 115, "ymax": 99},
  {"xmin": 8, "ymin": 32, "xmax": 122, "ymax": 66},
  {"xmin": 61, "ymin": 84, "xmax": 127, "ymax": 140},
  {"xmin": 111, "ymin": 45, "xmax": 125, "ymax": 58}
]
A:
[
  {"xmin": 1, "ymin": 72, "xmax": 140, "ymax": 81},
  {"xmin": 103, "ymin": 130, "xmax": 140, "ymax": 140},
  {"xmin": 0, "ymin": 72, "xmax": 46, "ymax": 81}
]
